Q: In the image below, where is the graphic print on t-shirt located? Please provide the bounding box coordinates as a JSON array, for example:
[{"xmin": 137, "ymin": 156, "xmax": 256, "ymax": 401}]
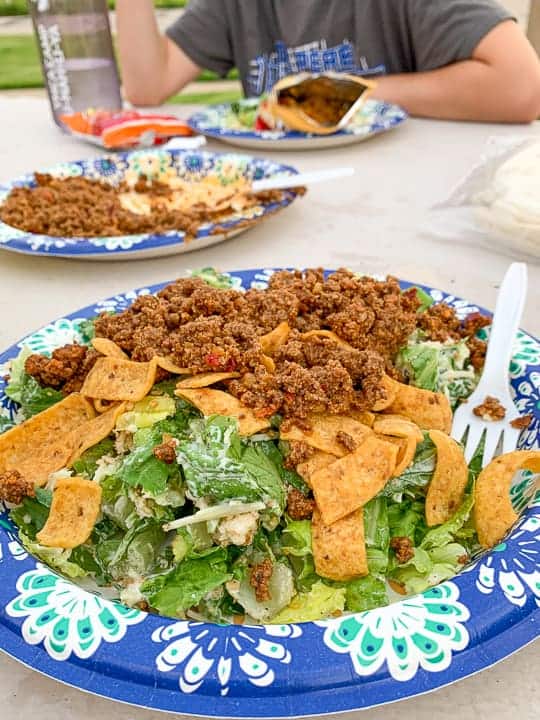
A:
[{"xmin": 248, "ymin": 40, "xmax": 386, "ymax": 95}]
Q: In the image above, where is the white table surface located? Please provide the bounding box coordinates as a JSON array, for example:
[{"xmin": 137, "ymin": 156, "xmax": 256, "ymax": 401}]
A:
[{"xmin": 0, "ymin": 96, "xmax": 538, "ymax": 719}]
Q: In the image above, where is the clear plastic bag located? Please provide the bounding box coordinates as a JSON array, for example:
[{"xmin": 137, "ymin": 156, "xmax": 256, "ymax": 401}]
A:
[{"xmin": 426, "ymin": 136, "xmax": 540, "ymax": 260}]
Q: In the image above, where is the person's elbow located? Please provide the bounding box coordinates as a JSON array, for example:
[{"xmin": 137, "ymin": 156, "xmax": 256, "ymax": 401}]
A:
[
  {"xmin": 123, "ymin": 82, "xmax": 171, "ymax": 107},
  {"xmin": 511, "ymin": 79, "xmax": 540, "ymax": 123}
]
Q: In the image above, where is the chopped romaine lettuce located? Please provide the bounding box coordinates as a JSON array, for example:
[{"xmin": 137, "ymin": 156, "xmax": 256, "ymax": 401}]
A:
[
  {"xmin": 72, "ymin": 437, "xmax": 116, "ymax": 478},
  {"xmin": 409, "ymin": 286, "xmax": 435, "ymax": 313},
  {"xmin": 344, "ymin": 575, "xmax": 388, "ymax": 613},
  {"xmin": 383, "ymin": 434, "xmax": 436, "ymax": 502},
  {"xmin": 75, "ymin": 318, "xmax": 96, "ymax": 343},
  {"xmin": 364, "ymin": 497, "xmax": 390, "ymax": 553},
  {"xmin": 115, "ymin": 395, "xmax": 176, "ymax": 432},
  {"xmin": 105, "ymin": 518, "xmax": 168, "ymax": 582},
  {"xmin": 272, "ymin": 580, "xmax": 345, "ymax": 623},
  {"xmin": 178, "ymin": 416, "xmax": 286, "ymax": 524},
  {"xmin": 9, "ymin": 489, "xmax": 51, "ymax": 539},
  {"xmin": 5, "ymin": 347, "xmax": 64, "ymax": 418},
  {"xmin": 389, "ymin": 494, "xmax": 475, "ymax": 594},
  {"xmin": 396, "ymin": 336, "xmax": 477, "ymax": 408},
  {"xmin": 0, "ymin": 414, "xmax": 15, "ymax": 434},
  {"xmin": 143, "ymin": 547, "xmax": 231, "ymax": 617},
  {"xmin": 190, "ymin": 267, "xmax": 235, "ymax": 289},
  {"xmin": 17, "ymin": 532, "xmax": 88, "ymax": 578},
  {"xmin": 226, "ymin": 560, "xmax": 294, "ymax": 622}
]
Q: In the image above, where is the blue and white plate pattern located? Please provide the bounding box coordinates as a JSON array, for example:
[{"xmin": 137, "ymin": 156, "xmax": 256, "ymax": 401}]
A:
[
  {"xmin": 188, "ymin": 100, "xmax": 408, "ymax": 151},
  {"xmin": 0, "ymin": 152, "xmax": 300, "ymax": 260},
  {"xmin": 0, "ymin": 269, "xmax": 538, "ymax": 717}
]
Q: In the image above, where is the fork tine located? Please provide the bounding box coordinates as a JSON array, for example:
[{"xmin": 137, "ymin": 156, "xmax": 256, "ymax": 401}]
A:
[
  {"xmin": 502, "ymin": 427, "xmax": 521, "ymax": 455},
  {"xmin": 464, "ymin": 424, "xmax": 485, "ymax": 465},
  {"xmin": 451, "ymin": 411, "xmax": 469, "ymax": 444},
  {"xmin": 482, "ymin": 428, "xmax": 503, "ymax": 468}
]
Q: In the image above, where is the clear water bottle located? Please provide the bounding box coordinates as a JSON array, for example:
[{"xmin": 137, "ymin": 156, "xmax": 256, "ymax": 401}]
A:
[{"xmin": 29, "ymin": 0, "xmax": 122, "ymax": 128}]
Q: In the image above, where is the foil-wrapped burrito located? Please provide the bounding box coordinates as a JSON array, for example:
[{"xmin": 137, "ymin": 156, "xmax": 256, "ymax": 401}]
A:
[{"xmin": 260, "ymin": 72, "xmax": 376, "ymax": 135}]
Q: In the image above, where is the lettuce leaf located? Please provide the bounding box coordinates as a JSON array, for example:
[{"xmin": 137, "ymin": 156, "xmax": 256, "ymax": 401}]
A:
[
  {"xmin": 396, "ymin": 337, "xmax": 477, "ymax": 408},
  {"xmin": 72, "ymin": 437, "xmax": 116, "ymax": 478},
  {"xmin": 344, "ymin": 575, "xmax": 388, "ymax": 612},
  {"xmin": 389, "ymin": 494, "xmax": 475, "ymax": 594},
  {"xmin": 119, "ymin": 422, "xmax": 182, "ymax": 496},
  {"xmin": 364, "ymin": 497, "xmax": 389, "ymax": 552},
  {"xmin": 226, "ymin": 560, "xmax": 295, "ymax": 622},
  {"xmin": 5, "ymin": 348, "xmax": 63, "ymax": 418},
  {"xmin": 75, "ymin": 318, "xmax": 96, "ymax": 343},
  {"xmin": 9, "ymin": 489, "xmax": 52, "ymax": 539},
  {"xmin": 382, "ymin": 435, "xmax": 436, "ymax": 502},
  {"xmin": 143, "ymin": 547, "xmax": 231, "ymax": 617},
  {"xmin": 104, "ymin": 518, "xmax": 168, "ymax": 582},
  {"xmin": 115, "ymin": 395, "xmax": 176, "ymax": 432},
  {"xmin": 272, "ymin": 581, "xmax": 346, "ymax": 623},
  {"xmin": 18, "ymin": 532, "xmax": 88, "ymax": 579},
  {"xmin": 190, "ymin": 267, "xmax": 235, "ymax": 289},
  {"xmin": 178, "ymin": 416, "xmax": 286, "ymax": 520}
]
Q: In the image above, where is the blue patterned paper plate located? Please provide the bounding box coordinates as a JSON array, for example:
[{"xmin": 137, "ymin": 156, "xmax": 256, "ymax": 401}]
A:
[
  {"xmin": 0, "ymin": 269, "xmax": 538, "ymax": 718},
  {"xmin": 188, "ymin": 100, "xmax": 408, "ymax": 151},
  {"xmin": 0, "ymin": 151, "xmax": 300, "ymax": 261}
]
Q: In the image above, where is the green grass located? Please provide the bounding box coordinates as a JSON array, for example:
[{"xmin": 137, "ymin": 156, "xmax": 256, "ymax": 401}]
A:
[
  {"xmin": 0, "ymin": 34, "xmax": 239, "ymax": 91},
  {"xmin": 0, "ymin": 35, "xmax": 42, "ymax": 88},
  {"xmin": 0, "ymin": 0, "xmax": 186, "ymax": 15},
  {"xmin": 170, "ymin": 89, "xmax": 241, "ymax": 105}
]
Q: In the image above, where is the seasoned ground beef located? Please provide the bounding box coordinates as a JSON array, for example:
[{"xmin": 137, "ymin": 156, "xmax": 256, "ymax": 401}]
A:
[
  {"xmin": 283, "ymin": 441, "xmax": 314, "ymax": 469},
  {"xmin": 473, "ymin": 396, "xmax": 506, "ymax": 421},
  {"xmin": 0, "ymin": 469, "xmax": 34, "ymax": 505},
  {"xmin": 25, "ymin": 344, "xmax": 98, "ymax": 394},
  {"xmin": 23, "ymin": 270, "xmax": 452, "ymax": 422},
  {"xmin": 336, "ymin": 431, "xmax": 357, "ymax": 452},
  {"xmin": 249, "ymin": 558, "xmax": 273, "ymax": 602},
  {"xmin": 0, "ymin": 173, "xmax": 286, "ymax": 239},
  {"xmin": 510, "ymin": 414, "xmax": 533, "ymax": 430},
  {"xmin": 269, "ymin": 269, "xmax": 419, "ymax": 360},
  {"xmin": 153, "ymin": 439, "xmax": 177, "ymax": 464},
  {"xmin": 286, "ymin": 488, "xmax": 315, "ymax": 520},
  {"xmin": 390, "ymin": 536, "xmax": 415, "ymax": 564},
  {"xmin": 418, "ymin": 304, "xmax": 490, "ymax": 370}
]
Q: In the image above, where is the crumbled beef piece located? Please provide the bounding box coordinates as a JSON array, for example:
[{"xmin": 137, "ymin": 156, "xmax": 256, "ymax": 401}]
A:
[
  {"xmin": 25, "ymin": 344, "xmax": 97, "ymax": 394},
  {"xmin": 249, "ymin": 558, "xmax": 273, "ymax": 602},
  {"xmin": 461, "ymin": 311, "xmax": 491, "ymax": 338},
  {"xmin": 418, "ymin": 304, "xmax": 490, "ymax": 372},
  {"xmin": 467, "ymin": 337, "xmax": 487, "ymax": 371},
  {"xmin": 283, "ymin": 440, "xmax": 314, "ymax": 470},
  {"xmin": 0, "ymin": 470, "xmax": 34, "ymax": 505},
  {"xmin": 153, "ymin": 438, "xmax": 177, "ymax": 464},
  {"xmin": 269, "ymin": 269, "xmax": 419, "ymax": 359},
  {"xmin": 473, "ymin": 396, "xmax": 506, "ymax": 421},
  {"xmin": 227, "ymin": 367, "xmax": 283, "ymax": 417},
  {"xmin": 418, "ymin": 303, "xmax": 462, "ymax": 342},
  {"xmin": 243, "ymin": 288, "xmax": 299, "ymax": 333},
  {"xmin": 286, "ymin": 488, "xmax": 315, "ymax": 520},
  {"xmin": 390, "ymin": 536, "xmax": 415, "ymax": 564},
  {"xmin": 336, "ymin": 431, "xmax": 357, "ymax": 452},
  {"xmin": 458, "ymin": 554, "xmax": 470, "ymax": 565},
  {"xmin": 510, "ymin": 414, "xmax": 533, "ymax": 430}
]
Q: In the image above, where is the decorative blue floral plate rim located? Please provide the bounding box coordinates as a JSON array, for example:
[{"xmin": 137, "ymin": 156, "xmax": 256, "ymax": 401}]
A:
[
  {"xmin": 0, "ymin": 151, "xmax": 300, "ymax": 259},
  {"xmin": 0, "ymin": 268, "xmax": 538, "ymax": 718},
  {"xmin": 188, "ymin": 99, "xmax": 408, "ymax": 142}
]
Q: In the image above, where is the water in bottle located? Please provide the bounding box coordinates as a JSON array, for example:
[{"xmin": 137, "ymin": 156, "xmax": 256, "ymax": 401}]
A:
[{"xmin": 28, "ymin": 0, "xmax": 122, "ymax": 128}]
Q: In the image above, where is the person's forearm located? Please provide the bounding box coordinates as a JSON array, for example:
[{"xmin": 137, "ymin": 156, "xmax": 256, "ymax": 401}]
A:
[
  {"xmin": 116, "ymin": 0, "xmax": 199, "ymax": 105},
  {"xmin": 372, "ymin": 60, "xmax": 540, "ymax": 123},
  {"xmin": 116, "ymin": 0, "xmax": 167, "ymax": 104}
]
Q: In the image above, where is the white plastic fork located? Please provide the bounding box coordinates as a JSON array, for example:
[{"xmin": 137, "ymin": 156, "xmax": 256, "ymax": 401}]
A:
[
  {"xmin": 451, "ymin": 263, "xmax": 528, "ymax": 467},
  {"xmin": 251, "ymin": 167, "xmax": 355, "ymax": 192}
]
